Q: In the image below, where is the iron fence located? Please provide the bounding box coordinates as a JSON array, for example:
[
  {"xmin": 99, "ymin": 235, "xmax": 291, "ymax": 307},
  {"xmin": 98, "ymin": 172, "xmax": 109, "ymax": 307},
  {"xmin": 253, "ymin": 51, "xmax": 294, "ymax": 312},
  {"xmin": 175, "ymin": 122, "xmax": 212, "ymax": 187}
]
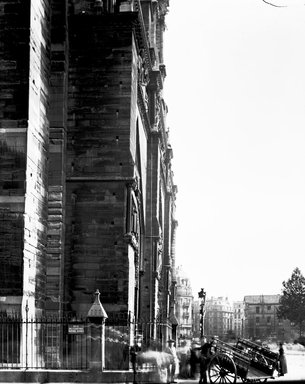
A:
[
  {"xmin": 0, "ymin": 315, "xmax": 89, "ymax": 370},
  {"xmin": 0, "ymin": 314, "xmax": 172, "ymax": 371}
]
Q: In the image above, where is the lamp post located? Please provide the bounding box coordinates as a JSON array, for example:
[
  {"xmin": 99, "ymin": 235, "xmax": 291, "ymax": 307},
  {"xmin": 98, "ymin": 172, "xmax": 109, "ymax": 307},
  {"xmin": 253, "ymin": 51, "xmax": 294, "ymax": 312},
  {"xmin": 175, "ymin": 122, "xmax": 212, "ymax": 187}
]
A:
[{"xmin": 198, "ymin": 288, "xmax": 206, "ymax": 338}]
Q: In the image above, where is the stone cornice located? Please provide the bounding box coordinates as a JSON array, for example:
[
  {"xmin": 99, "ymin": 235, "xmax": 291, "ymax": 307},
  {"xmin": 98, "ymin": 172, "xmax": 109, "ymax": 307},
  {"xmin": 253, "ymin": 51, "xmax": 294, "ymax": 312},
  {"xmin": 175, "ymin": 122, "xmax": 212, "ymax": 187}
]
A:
[
  {"xmin": 133, "ymin": 1, "xmax": 153, "ymax": 71},
  {"xmin": 70, "ymin": 10, "xmax": 153, "ymax": 73}
]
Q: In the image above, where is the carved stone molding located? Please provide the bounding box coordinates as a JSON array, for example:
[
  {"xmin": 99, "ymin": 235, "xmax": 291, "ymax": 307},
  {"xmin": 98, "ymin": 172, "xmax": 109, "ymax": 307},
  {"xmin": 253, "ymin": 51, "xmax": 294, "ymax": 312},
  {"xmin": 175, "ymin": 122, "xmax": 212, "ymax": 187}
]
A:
[
  {"xmin": 124, "ymin": 232, "xmax": 139, "ymax": 250},
  {"xmin": 126, "ymin": 177, "xmax": 139, "ymax": 194}
]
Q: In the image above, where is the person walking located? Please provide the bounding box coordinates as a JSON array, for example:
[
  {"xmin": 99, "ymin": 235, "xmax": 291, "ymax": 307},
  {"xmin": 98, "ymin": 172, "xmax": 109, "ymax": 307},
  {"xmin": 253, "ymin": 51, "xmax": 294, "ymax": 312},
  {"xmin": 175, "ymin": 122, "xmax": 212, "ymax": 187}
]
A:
[
  {"xmin": 189, "ymin": 342, "xmax": 200, "ymax": 379},
  {"xmin": 194, "ymin": 336, "xmax": 214, "ymax": 384},
  {"xmin": 278, "ymin": 342, "xmax": 288, "ymax": 376}
]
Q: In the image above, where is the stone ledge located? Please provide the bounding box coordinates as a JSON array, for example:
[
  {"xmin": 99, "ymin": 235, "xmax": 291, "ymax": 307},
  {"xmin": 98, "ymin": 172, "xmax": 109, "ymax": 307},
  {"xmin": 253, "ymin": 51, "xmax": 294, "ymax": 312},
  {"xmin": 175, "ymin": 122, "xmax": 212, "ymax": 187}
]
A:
[{"xmin": 0, "ymin": 369, "xmax": 166, "ymax": 383}]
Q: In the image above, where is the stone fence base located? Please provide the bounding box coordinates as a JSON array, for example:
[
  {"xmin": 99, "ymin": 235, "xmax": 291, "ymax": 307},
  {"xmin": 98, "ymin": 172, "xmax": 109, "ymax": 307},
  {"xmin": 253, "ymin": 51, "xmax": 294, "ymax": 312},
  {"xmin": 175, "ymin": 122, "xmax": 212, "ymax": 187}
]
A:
[{"xmin": 0, "ymin": 369, "xmax": 167, "ymax": 383}]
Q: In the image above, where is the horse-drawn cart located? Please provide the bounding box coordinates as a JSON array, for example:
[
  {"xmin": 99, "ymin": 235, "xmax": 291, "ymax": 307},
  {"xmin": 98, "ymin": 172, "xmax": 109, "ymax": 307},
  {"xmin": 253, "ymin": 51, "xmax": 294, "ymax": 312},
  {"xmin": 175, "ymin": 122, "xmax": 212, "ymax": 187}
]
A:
[{"xmin": 208, "ymin": 338, "xmax": 279, "ymax": 383}]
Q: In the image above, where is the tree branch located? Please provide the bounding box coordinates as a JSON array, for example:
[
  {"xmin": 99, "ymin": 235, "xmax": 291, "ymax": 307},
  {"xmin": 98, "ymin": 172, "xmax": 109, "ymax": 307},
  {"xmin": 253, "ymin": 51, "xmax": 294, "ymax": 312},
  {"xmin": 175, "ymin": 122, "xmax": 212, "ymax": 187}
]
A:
[{"xmin": 262, "ymin": 0, "xmax": 287, "ymax": 7}]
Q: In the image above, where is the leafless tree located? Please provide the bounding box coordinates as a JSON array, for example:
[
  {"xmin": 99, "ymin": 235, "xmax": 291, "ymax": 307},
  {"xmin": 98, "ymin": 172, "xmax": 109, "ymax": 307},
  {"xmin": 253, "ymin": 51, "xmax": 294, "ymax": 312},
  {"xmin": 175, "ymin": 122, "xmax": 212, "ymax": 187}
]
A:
[{"xmin": 262, "ymin": 0, "xmax": 287, "ymax": 7}]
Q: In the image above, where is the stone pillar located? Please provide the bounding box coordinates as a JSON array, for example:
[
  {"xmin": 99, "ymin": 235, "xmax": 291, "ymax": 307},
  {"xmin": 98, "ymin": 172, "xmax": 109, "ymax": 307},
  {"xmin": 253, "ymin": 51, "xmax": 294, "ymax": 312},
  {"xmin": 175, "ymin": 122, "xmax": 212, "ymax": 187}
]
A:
[{"xmin": 87, "ymin": 290, "xmax": 108, "ymax": 370}]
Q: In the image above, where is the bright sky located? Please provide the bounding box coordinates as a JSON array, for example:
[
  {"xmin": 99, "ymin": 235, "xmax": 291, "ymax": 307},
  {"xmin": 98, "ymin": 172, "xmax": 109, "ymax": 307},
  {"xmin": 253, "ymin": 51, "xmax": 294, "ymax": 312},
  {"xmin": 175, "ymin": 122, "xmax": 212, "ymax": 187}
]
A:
[{"xmin": 164, "ymin": 0, "xmax": 305, "ymax": 301}]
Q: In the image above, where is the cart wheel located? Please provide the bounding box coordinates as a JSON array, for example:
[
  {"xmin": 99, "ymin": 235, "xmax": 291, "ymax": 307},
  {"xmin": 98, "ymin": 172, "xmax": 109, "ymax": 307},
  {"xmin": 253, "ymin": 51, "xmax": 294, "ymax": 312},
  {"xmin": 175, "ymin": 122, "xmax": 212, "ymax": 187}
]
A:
[
  {"xmin": 255, "ymin": 353, "xmax": 268, "ymax": 366},
  {"xmin": 208, "ymin": 353, "xmax": 237, "ymax": 383}
]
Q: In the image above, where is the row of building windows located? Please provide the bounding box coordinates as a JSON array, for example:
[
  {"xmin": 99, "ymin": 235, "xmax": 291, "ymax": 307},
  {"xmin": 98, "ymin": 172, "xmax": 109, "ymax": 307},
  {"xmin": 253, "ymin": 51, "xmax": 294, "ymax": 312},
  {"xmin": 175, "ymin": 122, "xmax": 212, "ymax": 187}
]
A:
[
  {"xmin": 256, "ymin": 316, "xmax": 272, "ymax": 323},
  {"xmin": 255, "ymin": 305, "xmax": 275, "ymax": 313}
]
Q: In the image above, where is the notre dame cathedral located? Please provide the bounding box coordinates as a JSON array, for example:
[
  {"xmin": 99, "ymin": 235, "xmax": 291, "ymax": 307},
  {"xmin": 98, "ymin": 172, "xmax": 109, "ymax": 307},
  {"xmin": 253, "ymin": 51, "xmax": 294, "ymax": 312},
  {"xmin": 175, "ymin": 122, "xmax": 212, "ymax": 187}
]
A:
[{"xmin": 0, "ymin": 0, "xmax": 177, "ymax": 339}]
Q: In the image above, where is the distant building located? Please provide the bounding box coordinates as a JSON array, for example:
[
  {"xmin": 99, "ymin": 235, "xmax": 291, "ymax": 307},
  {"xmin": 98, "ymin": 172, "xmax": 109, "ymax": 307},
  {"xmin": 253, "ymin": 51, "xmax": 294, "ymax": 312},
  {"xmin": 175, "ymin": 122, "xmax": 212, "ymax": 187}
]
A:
[
  {"xmin": 204, "ymin": 297, "xmax": 234, "ymax": 340},
  {"xmin": 244, "ymin": 295, "xmax": 294, "ymax": 341},
  {"xmin": 233, "ymin": 301, "xmax": 245, "ymax": 338},
  {"xmin": 192, "ymin": 299, "xmax": 201, "ymax": 339},
  {"xmin": 175, "ymin": 266, "xmax": 194, "ymax": 345}
]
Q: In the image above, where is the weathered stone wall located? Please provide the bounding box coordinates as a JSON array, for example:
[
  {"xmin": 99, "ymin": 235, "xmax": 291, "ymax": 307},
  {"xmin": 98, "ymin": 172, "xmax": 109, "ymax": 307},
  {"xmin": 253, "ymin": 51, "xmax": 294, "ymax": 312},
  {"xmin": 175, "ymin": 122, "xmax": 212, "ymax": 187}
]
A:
[
  {"xmin": 142, "ymin": 132, "xmax": 160, "ymax": 321},
  {"xmin": 65, "ymin": 14, "xmax": 138, "ymax": 316},
  {"xmin": 0, "ymin": 208, "xmax": 24, "ymax": 295},
  {"xmin": 0, "ymin": 0, "xmax": 30, "ymax": 299},
  {"xmin": 65, "ymin": 181, "xmax": 128, "ymax": 314},
  {"xmin": 0, "ymin": 1, "xmax": 30, "ymax": 128},
  {"xmin": 138, "ymin": 1, "xmax": 175, "ymax": 328},
  {"xmin": 45, "ymin": 0, "xmax": 69, "ymax": 316},
  {"xmin": 0, "ymin": 0, "xmax": 51, "ymax": 315},
  {"xmin": 23, "ymin": 0, "xmax": 51, "ymax": 315},
  {"xmin": 67, "ymin": 14, "xmax": 135, "ymax": 179},
  {"xmin": 0, "ymin": 2, "xmax": 177, "ymax": 339},
  {"xmin": 70, "ymin": 0, "xmax": 119, "ymax": 14}
]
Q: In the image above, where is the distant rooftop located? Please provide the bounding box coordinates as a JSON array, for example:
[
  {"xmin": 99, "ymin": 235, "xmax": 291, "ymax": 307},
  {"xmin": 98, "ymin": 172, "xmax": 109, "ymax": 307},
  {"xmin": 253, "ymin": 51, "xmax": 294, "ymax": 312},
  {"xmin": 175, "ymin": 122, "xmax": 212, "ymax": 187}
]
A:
[{"xmin": 244, "ymin": 294, "xmax": 280, "ymax": 304}]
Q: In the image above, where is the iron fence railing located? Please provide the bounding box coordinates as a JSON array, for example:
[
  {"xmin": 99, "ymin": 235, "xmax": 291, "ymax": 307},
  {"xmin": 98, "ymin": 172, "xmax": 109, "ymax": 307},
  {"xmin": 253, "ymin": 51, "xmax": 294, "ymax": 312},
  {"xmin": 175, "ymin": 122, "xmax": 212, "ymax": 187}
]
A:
[
  {"xmin": 0, "ymin": 314, "xmax": 172, "ymax": 371},
  {"xmin": 0, "ymin": 315, "xmax": 89, "ymax": 370}
]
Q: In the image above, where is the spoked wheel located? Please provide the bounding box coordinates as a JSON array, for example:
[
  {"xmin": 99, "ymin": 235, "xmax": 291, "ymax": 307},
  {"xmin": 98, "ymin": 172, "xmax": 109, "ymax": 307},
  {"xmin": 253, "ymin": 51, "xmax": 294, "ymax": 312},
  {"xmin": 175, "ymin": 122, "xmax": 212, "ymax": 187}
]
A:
[
  {"xmin": 253, "ymin": 353, "xmax": 268, "ymax": 366},
  {"xmin": 208, "ymin": 353, "xmax": 237, "ymax": 383}
]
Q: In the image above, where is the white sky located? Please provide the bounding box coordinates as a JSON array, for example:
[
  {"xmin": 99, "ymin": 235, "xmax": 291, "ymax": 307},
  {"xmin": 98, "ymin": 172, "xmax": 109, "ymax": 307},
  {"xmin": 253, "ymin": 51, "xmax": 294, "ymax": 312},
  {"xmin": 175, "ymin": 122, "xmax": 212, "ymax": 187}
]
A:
[{"xmin": 163, "ymin": 0, "xmax": 305, "ymax": 301}]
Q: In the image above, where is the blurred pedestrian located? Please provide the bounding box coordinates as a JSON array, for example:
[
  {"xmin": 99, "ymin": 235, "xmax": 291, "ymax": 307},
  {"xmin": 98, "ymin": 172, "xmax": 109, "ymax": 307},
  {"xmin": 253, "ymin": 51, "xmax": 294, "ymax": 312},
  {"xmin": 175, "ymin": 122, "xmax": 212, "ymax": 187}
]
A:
[
  {"xmin": 189, "ymin": 343, "xmax": 200, "ymax": 379},
  {"xmin": 130, "ymin": 343, "xmax": 141, "ymax": 373},
  {"xmin": 193, "ymin": 336, "xmax": 214, "ymax": 384},
  {"xmin": 278, "ymin": 342, "xmax": 288, "ymax": 376},
  {"xmin": 176, "ymin": 343, "xmax": 191, "ymax": 378},
  {"xmin": 165, "ymin": 339, "xmax": 178, "ymax": 383}
]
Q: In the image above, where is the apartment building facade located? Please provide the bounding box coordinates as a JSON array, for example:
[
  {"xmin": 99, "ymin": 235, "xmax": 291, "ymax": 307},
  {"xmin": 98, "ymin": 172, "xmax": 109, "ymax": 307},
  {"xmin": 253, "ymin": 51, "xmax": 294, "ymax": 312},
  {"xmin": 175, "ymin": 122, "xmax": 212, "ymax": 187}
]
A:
[
  {"xmin": 244, "ymin": 295, "xmax": 294, "ymax": 342},
  {"xmin": 233, "ymin": 301, "xmax": 245, "ymax": 338},
  {"xmin": 175, "ymin": 267, "xmax": 194, "ymax": 345},
  {"xmin": 204, "ymin": 296, "xmax": 234, "ymax": 340}
]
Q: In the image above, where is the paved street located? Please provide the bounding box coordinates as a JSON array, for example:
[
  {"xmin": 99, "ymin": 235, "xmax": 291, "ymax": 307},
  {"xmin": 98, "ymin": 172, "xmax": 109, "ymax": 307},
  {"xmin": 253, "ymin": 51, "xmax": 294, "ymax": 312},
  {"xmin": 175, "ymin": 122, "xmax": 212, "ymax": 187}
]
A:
[
  {"xmin": 177, "ymin": 350, "xmax": 305, "ymax": 383},
  {"xmin": 278, "ymin": 351, "xmax": 305, "ymax": 382}
]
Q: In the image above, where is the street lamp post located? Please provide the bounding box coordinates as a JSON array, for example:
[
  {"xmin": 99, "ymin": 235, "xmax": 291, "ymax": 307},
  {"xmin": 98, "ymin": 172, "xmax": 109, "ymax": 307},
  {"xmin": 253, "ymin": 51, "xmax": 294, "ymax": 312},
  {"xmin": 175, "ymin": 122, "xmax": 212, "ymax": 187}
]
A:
[{"xmin": 198, "ymin": 288, "xmax": 206, "ymax": 338}]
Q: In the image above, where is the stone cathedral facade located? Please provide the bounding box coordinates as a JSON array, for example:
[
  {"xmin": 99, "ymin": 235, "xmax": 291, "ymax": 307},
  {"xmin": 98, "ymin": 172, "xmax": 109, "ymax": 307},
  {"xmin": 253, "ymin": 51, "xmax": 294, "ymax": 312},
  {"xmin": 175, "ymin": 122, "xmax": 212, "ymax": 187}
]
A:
[{"xmin": 0, "ymin": 0, "xmax": 177, "ymax": 342}]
